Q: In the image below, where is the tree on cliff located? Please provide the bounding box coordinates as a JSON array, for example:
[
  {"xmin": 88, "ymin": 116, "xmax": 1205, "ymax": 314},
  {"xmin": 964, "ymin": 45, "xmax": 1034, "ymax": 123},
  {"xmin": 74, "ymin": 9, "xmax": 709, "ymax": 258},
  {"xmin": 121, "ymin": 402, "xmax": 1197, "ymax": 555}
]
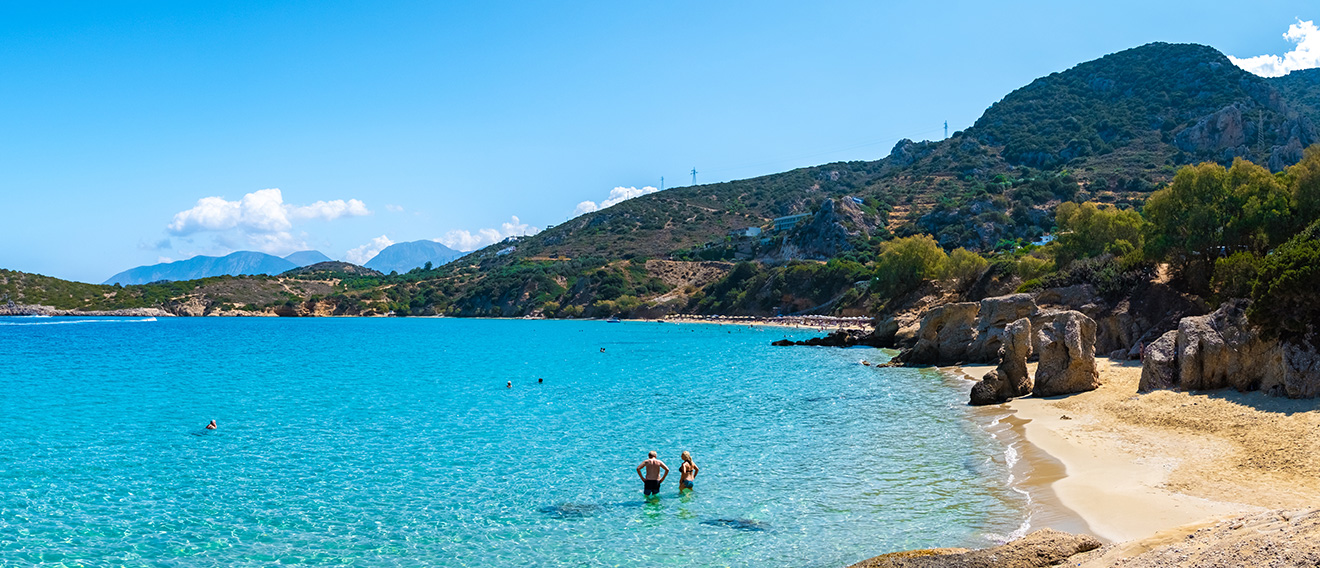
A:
[
  {"xmin": 1144, "ymin": 159, "xmax": 1291, "ymax": 293},
  {"xmin": 873, "ymin": 235, "xmax": 948, "ymax": 295},
  {"xmin": 1249, "ymin": 220, "xmax": 1320, "ymax": 342},
  {"xmin": 1053, "ymin": 201, "xmax": 1145, "ymax": 269}
]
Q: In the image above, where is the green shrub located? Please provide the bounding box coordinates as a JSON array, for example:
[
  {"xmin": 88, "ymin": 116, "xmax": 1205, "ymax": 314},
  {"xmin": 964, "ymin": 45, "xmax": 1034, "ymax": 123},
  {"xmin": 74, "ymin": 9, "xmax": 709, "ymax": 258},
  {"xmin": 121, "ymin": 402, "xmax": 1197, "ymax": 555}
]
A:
[
  {"xmin": 1248, "ymin": 221, "xmax": 1320, "ymax": 341},
  {"xmin": 1211, "ymin": 252, "xmax": 1261, "ymax": 301}
]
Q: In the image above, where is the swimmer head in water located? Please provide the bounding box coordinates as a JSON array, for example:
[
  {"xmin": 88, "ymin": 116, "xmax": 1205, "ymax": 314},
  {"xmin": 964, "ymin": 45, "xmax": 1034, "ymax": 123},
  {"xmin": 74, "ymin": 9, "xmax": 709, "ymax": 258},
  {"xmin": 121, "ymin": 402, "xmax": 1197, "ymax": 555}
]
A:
[{"xmin": 206, "ymin": 420, "xmax": 217, "ymax": 430}]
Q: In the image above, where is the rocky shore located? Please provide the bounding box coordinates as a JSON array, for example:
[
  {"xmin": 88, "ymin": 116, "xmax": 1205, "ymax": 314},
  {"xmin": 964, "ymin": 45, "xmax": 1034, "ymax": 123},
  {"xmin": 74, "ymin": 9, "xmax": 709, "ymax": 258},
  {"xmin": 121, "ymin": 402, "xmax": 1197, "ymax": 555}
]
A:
[{"xmin": 0, "ymin": 304, "xmax": 173, "ymax": 317}]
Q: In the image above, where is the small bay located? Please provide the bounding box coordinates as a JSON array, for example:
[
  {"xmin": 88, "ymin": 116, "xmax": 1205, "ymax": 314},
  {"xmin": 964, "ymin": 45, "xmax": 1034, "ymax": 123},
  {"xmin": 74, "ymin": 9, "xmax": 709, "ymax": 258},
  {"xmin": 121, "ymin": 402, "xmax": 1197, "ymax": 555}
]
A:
[{"xmin": 0, "ymin": 317, "xmax": 1024, "ymax": 566}]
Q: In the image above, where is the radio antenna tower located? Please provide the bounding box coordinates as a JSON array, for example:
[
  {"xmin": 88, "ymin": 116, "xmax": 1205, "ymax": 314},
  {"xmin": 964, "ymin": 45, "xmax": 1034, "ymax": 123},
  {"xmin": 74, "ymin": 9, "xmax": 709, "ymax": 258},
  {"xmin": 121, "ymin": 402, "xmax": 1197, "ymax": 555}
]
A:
[
  {"xmin": 691, "ymin": 167, "xmax": 697, "ymax": 185},
  {"xmin": 944, "ymin": 121, "xmax": 949, "ymax": 139},
  {"xmin": 660, "ymin": 176, "xmax": 664, "ymax": 191}
]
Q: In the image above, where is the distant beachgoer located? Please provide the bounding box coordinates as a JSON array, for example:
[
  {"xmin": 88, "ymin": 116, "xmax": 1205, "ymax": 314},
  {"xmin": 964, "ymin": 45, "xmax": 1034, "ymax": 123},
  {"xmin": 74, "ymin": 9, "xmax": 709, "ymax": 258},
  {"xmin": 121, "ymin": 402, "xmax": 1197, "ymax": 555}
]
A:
[
  {"xmin": 600, "ymin": 347, "xmax": 606, "ymax": 353},
  {"xmin": 507, "ymin": 381, "xmax": 512, "ymax": 388},
  {"xmin": 205, "ymin": 420, "xmax": 217, "ymax": 430},
  {"xmin": 538, "ymin": 378, "xmax": 544, "ymax": 384},
  {"xmin": 636, "ymin": 451, "xmax": 669, "ymax": 496},
  {"xmin": 678, "ymin": 451, "xmax": 699, "ymax": 492}
]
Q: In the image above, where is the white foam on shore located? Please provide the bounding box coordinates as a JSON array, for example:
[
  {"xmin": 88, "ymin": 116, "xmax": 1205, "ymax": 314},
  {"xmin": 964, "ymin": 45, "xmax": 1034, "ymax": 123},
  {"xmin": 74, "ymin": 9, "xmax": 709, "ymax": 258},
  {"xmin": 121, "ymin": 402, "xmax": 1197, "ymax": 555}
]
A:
[{"xmin": 978, "ymin": 414, "xmax": 1035, "ymax": 544}]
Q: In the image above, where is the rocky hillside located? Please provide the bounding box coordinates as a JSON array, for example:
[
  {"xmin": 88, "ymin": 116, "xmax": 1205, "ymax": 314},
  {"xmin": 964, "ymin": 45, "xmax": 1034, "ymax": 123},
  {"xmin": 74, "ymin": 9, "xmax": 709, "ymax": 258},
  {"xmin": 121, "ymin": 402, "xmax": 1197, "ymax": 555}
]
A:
[{"xmin": 458, "ymin": 42, "xmax": 1318, "ymax": 265}]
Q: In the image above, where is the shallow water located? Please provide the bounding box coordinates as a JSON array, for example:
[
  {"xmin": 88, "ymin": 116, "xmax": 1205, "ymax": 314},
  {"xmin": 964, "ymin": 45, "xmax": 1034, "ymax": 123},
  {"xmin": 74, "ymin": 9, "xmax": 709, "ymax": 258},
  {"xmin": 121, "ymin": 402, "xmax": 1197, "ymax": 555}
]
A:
[{"xmin": 0, "ymin": 317, "xmax": 1024, "ymax": 566}]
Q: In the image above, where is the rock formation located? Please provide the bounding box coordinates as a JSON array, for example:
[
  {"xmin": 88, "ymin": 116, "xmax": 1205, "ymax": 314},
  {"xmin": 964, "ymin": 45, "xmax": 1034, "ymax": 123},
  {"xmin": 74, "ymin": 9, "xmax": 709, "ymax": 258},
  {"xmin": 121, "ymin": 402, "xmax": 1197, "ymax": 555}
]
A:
[
  {"xmin": 968, "ymin": 370, "xmax": 1004, "ymax": 406},
  {"xmin": 903, "ymin": 301, "xmax": 981, "ymax": 364},
  {"xmin": 968, "ymin": 294, "xmax": 1036, "ymax": 359},
  {"xmin": 968, "ymin": 317, "xmax": 1033, "ymax": 406},
  {"xmin": 1138, "ymin": 299, "xmax": 1320, "ymax": 397},
  {"xmin": 903, "ymin": 294, "xmax": 1039, "ymax": 366},
  {"xmin": 1033, "ymin": 311, "xmax": 1101, "ymax": 397},
  {"xmin": 1137, "ymin": 330, "xmax": 1179, "ymax": 392},
  {"xmin": 999, "ymin": 318, "xmax": 1034, "ymax": 396},
  {"xmin": 0, "ymin": 304, "xmax": 174, "ymax": 317},
  {"xmin": 848, "ymin": 528, "xmax": 1101, "ymax": 568}
]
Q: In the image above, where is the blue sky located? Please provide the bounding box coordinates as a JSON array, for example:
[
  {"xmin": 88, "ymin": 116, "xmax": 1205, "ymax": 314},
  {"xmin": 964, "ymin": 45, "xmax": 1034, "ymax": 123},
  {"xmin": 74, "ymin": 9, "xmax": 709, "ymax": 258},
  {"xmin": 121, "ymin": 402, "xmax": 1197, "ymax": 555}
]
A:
[{"xmin": 2, "ymin": 1, "xmax": 1318, "ymax": 283}]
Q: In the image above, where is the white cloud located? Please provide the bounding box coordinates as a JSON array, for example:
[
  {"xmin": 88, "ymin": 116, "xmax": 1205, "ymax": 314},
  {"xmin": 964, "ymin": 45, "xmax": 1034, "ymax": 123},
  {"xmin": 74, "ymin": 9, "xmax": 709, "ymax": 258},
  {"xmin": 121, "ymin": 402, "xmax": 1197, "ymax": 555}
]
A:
[
  {"xmin": 438, "ymin": 215, "xmax": 539, "ymax": 251},
  {"xmin": 573, "ymin": 185, "xmax": 660, "ymax": 216},
  {"xmin": 164, "ymin": 188, "xmax": 370, "ymax": 256},
  {"xmin": 345, "ymin": 235, "xmax": 394, "ymax": 265},
  {"xmin": 168, "ymin": 189, "xmax": 370, "ymax": 235},
  {"xmin": 288, "ymin": 199, "xmax": 370, "ymax": 221},
  {"xmin": 385, "ymin": 204, "xmax": 405, "ymax": 213},
  {"xmin": 1230, "ymin": 19, "xmax": 1320, "ymax": 77}
]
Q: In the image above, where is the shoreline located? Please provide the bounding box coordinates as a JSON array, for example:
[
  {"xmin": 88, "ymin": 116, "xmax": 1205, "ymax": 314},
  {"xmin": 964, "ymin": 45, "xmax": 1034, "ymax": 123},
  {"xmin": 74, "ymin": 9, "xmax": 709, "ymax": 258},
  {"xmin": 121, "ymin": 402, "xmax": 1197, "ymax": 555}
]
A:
[
  {"xmin": 950, "ymin": 356, "xmax": 1320, "ymax": 550},
  {"xmin": 947, "ymin": 365, "xmax": 1096, "ymax": 544}
]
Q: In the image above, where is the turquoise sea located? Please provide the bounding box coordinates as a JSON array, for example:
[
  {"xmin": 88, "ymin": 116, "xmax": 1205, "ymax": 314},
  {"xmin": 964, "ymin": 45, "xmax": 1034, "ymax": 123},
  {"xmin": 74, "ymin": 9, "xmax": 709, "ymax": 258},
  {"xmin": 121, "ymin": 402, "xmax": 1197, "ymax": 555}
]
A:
[{"xmin": 0, "ymin": 317, "xmax": 1026, "ymax": 567}]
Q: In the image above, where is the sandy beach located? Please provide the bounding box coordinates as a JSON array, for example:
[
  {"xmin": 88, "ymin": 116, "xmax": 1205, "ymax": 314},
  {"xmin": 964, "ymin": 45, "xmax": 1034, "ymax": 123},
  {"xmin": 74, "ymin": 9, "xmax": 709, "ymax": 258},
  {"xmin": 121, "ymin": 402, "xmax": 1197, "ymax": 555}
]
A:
[
  {"xmin": 659, "ymin": 314, "xmax": 874, "ymax": 332},
  {"xmin": 957, "ymin": 358, "xmax": 1320, "ymax": 547}
]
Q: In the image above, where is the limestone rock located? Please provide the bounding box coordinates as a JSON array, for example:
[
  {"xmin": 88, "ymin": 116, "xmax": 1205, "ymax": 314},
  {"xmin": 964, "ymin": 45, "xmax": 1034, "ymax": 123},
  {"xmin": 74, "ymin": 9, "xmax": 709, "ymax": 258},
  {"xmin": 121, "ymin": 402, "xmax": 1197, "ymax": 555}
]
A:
[
  {"xmin": 1138, "ymin": 330, "xmax": 1179, "ymax": 392},
  {"xmin": 1033, "ymin": 311, "xmax": 1100, "ymax": 397},
  {"xmin": 1282, "ymin": 342, "xmax": 1320, "ymax": 398},
  {"xmin": 999, "ymin": 317, "xmax": 1033, "ymax": 397},
  {"xmin": 969, "ymin": 370, "xmax": 1005, "ymax": 406},
  {"xmin": 849, "ymin": 528, "xmax": 1101, "ymax": 568},
  {"xmin": 968, "ymin": 294, "xmax": 1036, "ymax": 361},
  {"xmin": 904, "ymin": 302, "xmax": 980, "ymax": 364},
  {"xmin": 1173, "ymin": 299, "xmax": 1280, "ymax": 392},
  {"xmin": 969, "ymin": 318, "xmax": 1035, "ymax": 406}
]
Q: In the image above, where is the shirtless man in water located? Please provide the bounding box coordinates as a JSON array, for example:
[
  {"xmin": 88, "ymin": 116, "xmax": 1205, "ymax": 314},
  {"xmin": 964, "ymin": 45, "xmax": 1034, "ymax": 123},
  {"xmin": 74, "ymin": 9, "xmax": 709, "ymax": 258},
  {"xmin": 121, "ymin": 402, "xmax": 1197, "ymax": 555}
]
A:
[{"xmin": 636, "ymin": 451, "xmax": 669, "ymax": 496}]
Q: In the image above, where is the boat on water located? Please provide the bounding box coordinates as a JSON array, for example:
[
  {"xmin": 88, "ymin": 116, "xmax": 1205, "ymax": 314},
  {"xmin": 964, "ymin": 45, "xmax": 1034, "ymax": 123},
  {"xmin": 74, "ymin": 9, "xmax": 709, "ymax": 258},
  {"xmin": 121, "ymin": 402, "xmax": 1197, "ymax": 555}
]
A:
[{"xmin": 606, "ymin": 315, "xmax": 621, "ymax": 323}]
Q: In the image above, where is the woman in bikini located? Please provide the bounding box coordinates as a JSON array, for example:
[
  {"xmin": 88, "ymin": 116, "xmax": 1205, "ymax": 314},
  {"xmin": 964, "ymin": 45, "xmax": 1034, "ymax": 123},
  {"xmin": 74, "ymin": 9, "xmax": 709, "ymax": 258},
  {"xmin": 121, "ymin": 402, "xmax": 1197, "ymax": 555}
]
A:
[{"xmin": 678, "ymin": 451, "xmax": 699, "ymax": 492}]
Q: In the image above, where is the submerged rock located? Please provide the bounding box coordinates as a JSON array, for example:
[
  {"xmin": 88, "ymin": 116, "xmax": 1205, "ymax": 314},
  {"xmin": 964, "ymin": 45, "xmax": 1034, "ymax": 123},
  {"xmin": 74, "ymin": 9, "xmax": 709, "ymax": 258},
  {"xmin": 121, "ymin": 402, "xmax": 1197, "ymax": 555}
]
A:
[
  {"xmin": 538, "ymin": 503, "xmax": 604, "ymax": 519},
  {"xmin": 700, "ymin": 518, "xmax": 769, "ymax": 532}
]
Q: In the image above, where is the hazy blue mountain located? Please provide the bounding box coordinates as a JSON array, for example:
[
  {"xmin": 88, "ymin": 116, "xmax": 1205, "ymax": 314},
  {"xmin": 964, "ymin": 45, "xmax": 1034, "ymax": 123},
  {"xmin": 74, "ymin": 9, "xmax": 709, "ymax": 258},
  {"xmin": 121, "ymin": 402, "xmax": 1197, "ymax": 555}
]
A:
[
  {"xmin": 363, "ymin": 240, "xmax": 463, "ymax": 274},
  {"xmin": 283, "ymin": 250, "xmax": 333, "ymax": 267},
  {"xmin": 104, "ymin": 251, "xmax": 297, "ymax": 285}
]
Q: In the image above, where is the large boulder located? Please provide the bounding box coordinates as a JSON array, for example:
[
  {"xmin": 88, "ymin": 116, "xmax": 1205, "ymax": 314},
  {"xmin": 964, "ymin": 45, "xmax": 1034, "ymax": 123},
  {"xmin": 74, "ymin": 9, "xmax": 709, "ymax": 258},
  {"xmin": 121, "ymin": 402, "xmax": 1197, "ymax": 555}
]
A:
[
  {"xmin": 1175, "ymin": 299, "xmax": 1279, "ymax": 392},
  {"xmin": 849, "ymin": 528, "xmax": 1100, "ymax": 568},
  {"xmin": 1141, "ymin": 299, "xmax": 1320, "ymax": 398},
  {"xmin": 968, "ymin": 318, "xmax": 1035, "ymax": 406},
  {"xmin": 969, "ymin": 369, "xmax": 1005, "ymax": 406},
  {"xmin": 1033, "ymin": 311, "xmax": 1101, "ymax": 397},
  {"xmin": 1284, "ymin": 342, "xmax": 1320, "ymax": 398},
  {"xmin": 999, "ymin": 318, "xmax": 1034, "ymax": 397},
  {"xmin": 968, "ymin": 294, "xmax": 1037, "ymax": 361},
  {"xmin": 904, "ymin": 302, "xmax": 980, "ymax": 364},
  {"xmin": 1137, "ymin": 330, "xmax": 1179, "ymax": 392}
]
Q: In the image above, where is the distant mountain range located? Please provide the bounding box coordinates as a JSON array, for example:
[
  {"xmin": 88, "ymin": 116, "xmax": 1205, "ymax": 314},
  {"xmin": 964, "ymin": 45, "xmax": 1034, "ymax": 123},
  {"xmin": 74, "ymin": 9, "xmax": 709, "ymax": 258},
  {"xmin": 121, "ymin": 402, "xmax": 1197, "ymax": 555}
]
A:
[
  {"xmin": 103, "ymin": 242, "xmax": 463, "ymax": 285},
  {"xmin": 363, "ymin": 240, "xmax": 463, "ymax": 274},
  {"xmin": 104, "ymin": 250, "xmax": 330, "ymax": 285}
]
